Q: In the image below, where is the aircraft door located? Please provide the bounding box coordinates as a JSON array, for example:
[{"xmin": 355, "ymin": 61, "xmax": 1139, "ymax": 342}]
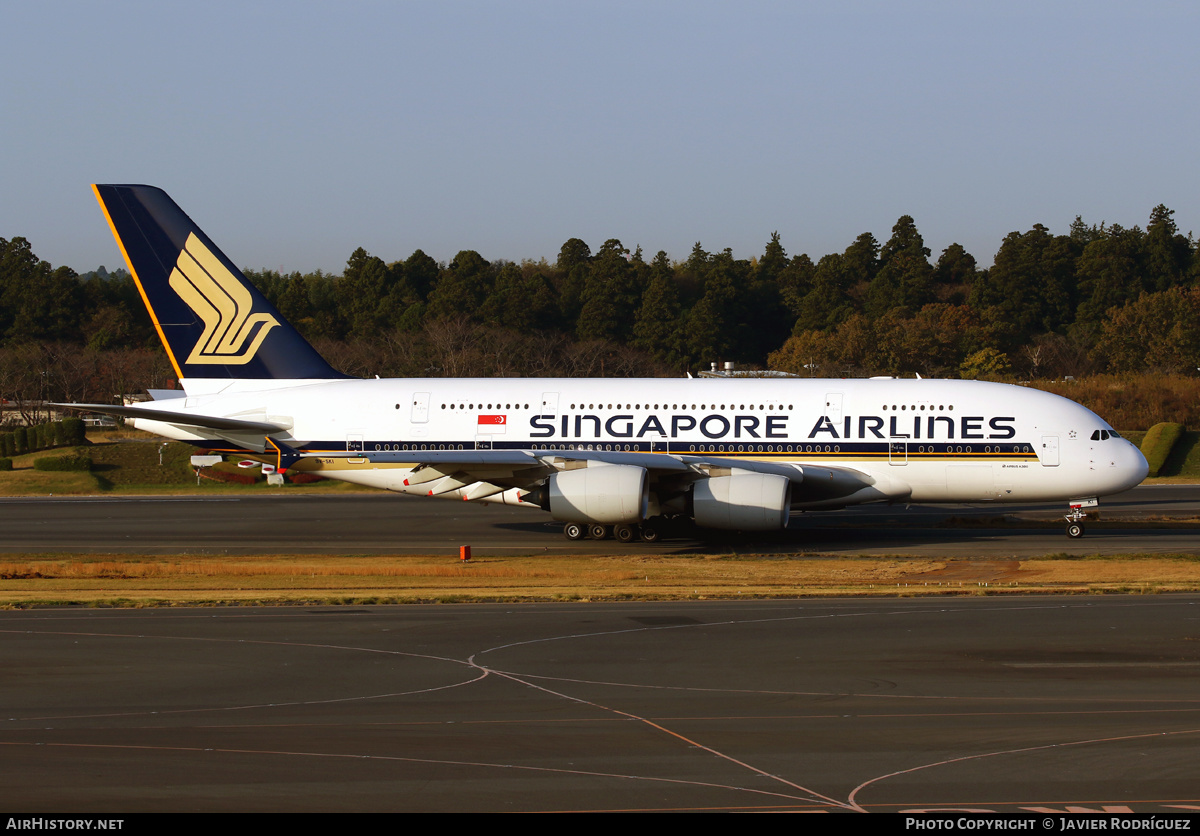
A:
[
  {"xmin": 541, "ymin": 392, "xmax": 560, "ymax": 415},
  {"xmin": 1040, "ymin": 435, "xmax": 1060, "ymax": 467},
  {"xmin": 825, "ymin": 392, "xmax": 843, "ymax": 421},
  {"xmin": 410, "ymin": 392, "xmax": 430, "ymax": 424},
  {"xmin": 889, "ymin": 440, "xmax": 907, "ymax": 465}
]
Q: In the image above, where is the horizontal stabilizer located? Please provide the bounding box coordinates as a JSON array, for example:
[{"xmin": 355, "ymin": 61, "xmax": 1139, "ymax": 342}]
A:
[{"xmin": 52, "ymin": 403, "xmax": 289, "ymax": 434}]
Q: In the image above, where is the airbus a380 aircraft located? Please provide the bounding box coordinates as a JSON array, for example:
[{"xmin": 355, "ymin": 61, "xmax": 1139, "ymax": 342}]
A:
[{"xmin": 64, "ymin": 185, "xmax": 1148, "ymax": 543}]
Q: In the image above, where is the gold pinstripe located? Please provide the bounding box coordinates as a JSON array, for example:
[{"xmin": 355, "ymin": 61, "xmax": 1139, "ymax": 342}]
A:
[{"xmin": 92, "ymin": 184, "xmax": 184, "ymax": 380}]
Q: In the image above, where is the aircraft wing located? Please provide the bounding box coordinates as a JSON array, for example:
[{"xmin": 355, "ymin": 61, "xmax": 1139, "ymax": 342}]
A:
[
  {"xmin": 308, "ymin": 447, "xmax": 894, "ymax": 506},
  {"xmin": 52, "ymin": 403, "xmax": 290, "ymax": 434},
  {"xmin": 673, "ymin": 454, "xmax": 888, "ymax": 504}
]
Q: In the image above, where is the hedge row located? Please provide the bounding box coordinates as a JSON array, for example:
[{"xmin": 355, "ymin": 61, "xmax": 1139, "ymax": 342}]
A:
[
  {"xmin": 0, "ymin": 418, "xmax": 86, "ymax": 458},
  {"xmin": 1141, "ymin": 422, "xmax": 1185, "ymax": 478},
  {"xmin": 33, "ymin": 452, "xmax": 93, "ymax": 472}
]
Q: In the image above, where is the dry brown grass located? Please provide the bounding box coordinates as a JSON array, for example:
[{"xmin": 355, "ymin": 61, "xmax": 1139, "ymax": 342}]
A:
[
  {"xmin": 1031, "ymin": 374, "xmax": 1200, "ymax": 429},
  {"xmin": 1, "ymin": 553, "xmax": 1198, "ymax": 607}
]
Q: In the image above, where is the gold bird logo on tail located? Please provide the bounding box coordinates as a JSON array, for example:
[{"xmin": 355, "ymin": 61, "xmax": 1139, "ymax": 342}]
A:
[{"xmin": 169, "ymin": 233, "xmax": 279, "ymax": 365}]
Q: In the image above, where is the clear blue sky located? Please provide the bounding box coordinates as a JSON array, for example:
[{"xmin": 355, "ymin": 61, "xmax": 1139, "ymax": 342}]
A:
[{"xmin": 3, "ymin": 1, "xmax": 1197, "ymax": 274}]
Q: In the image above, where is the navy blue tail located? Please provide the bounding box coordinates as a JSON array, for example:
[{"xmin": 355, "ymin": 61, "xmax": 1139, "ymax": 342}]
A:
[{"xmin": 94, "ymin": 184, "xmax": 347, "ymax": 381}]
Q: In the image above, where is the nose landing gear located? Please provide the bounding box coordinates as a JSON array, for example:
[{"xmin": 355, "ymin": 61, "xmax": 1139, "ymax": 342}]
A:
[{"xmin": 1064, "ymin": 497, "xmax": 1097, "ymax": 538}]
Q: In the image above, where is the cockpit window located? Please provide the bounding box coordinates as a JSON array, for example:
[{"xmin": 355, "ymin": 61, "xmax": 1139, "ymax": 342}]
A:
[
  {"xmin": 1091, "ymin": 430, "xmax": 1100, "ymax": 441},
  {"xmin": 1109, "ymin": 429, "xmax": 1121, "ymax": 438},
  {"xmin": 1090, "ymin": 430, "xmax": 1112, "ymax": 441}
]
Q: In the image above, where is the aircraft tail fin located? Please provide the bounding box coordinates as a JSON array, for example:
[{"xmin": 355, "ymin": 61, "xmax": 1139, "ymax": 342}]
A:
[{"xmin": 92, "ymin": 184, "xmax": 347, "ymax": 381}]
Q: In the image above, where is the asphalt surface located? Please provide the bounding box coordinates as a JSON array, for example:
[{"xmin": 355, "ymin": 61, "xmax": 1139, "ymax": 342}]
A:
[
  {"xmin": 0, "ymin": 484, "xmax": 1196, "ymax": 556},
  {"xmin": 2, "ymin": 489, "xmax": 1197, "ymax": 813},
  {"xmin": 2, "ymin": 596, "xmax": 1198, "ymax": 813}
]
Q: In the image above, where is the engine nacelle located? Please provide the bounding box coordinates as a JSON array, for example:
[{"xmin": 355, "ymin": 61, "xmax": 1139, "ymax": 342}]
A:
[
  {"xmin": 692, "ymin": 471, "xmax": 791, "ymax": 530},
  {"xmin": 548, "ymin": 464, "xmax": 649, "ymax": 524}
]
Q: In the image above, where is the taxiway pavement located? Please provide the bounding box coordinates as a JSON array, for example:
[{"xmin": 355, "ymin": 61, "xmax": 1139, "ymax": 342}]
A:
[
  {"xmin": 1, "ymin": 596, "xmax": 1197, "ymax": 812},
  {"xmin": 0, "ymin": 484, "xmax": 1195, "ymax": 556}
]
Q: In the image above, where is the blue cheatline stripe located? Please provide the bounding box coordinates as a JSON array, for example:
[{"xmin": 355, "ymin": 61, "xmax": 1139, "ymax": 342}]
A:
[{"xmin": 269, "ymin": 439, "xmax": 1041, "ymax": 460}]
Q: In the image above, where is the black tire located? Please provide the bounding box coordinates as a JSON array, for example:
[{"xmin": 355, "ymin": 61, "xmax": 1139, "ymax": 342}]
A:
[
  {"xmin": 563, "ymin": 522, "xmax": 586, "ymax": 541},
  {"xmin": 614, "ymin": 524, "xmax": 637, "ymax": 543},
  {"xmin": 1066, "ymin": 522, "xmax": 1085, "ymax": 539},
  {"xmin": 588, "ymin": 524, "xmax": 610, "ymax": 540},
  {"xmin": 639, "ymin": 524, "xmax": 661, "ymax": 543}
]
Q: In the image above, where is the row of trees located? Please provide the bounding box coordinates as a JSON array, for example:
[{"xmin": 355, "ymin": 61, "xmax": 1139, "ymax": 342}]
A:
[
  {"xmin": 240, "ymin": 204, "xmax": 1200, "ymax": 378},
  {"xmin": 2, "ymin": 203, "xmax": 1198, "ymax": 406}
]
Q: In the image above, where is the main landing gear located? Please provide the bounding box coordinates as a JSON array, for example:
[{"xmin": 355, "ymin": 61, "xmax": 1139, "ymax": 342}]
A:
[{"xmin": 562, "ymin": 519, "xmax": 664, "ymax": 543}]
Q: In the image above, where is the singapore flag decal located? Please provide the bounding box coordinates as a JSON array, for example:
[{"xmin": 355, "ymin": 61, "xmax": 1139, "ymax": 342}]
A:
[{"xmin": 477, "ymin": 414, "xmax": 506, "ymax": 434}]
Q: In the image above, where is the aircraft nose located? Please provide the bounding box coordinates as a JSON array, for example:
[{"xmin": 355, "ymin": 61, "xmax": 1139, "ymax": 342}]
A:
[
  {"xmin": 1118, "ymin": 439, "xmax": 1149, "ymax": 490},
  {"xmin": 1094, "ymin": 439, "xmax": 1148, "ymax": 496},
  {"xmin": 1129, "ymin": 440, "xmax": 1150, "ymax": 484}
]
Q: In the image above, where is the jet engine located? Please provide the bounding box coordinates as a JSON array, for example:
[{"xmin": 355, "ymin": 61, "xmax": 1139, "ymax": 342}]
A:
[
  {"xmin": 692, "ymin": 470, "xmax": 791, "ymax": 530},
  {"xmin": 543, "ymin": 464, "xmax": 649, "ymax": 524}
]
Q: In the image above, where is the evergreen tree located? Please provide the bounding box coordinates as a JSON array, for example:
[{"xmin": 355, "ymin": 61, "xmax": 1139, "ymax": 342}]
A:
[
  {"xmin": 1074, "ymin": 225, "xmax": 1144, "ymax": 325},
  {"xmin": 403, "ymin": 249, "xmax": 440, "ymax": 301},
  {"xmin": 0, "ymin": 237, "xmax": 84, "ymax": 344},
  {"xmin": 971, "ymin": 225, "xmax": 1078, "ymax": 341},
  {"xmin": 839, "ymin": 232, "xmax": 880, "ymax": 313},
  {"xmin": 794, "ymin": 253, "xmax": 853, "ymax": 333},
  {"xmin": 1069, "ymin": 216, "xmax": 1104, "ymax": 247},
  {"xmin": 519, "ymin": 263, "xmax": 560, "ymax": 332},
  {"xmin": 756, "ymin": 232, "xmax": 788, "ymax": 285},
  {"xmin": 338, "ymin": 247, "xmax": 404, "ymax": 337},
  {"xmin": 481, "ymin": 262, "xmax": 529, "ymax": 331},
  {"xmin": 426, "ymin": 250, "xmax": 493, "ymax": 321},
  {"xmin": 777, "ymin": 253, "xmax": 815, "ymax": 319},
  {"xmin": 677, "ymin": 241, "xmax": 711, "ymax": 305},
  {"xmin": 685, "ymin": 262, "xmax": 737, "ymax": 366},
  {"xmin": 577, "ymin": 239, "xmax": 640, "ymax": 342},
  {"xmin": 866, "ymin": 216, "xmax": 932, "ymax": 318},
  {"xmin": 932, "ymin": 243, "xmax": 977, "ymax": 305},
  {"xmin": 556, "ymin": 238, "xmax": 591, "ymax": 274},
  {"xmin": 555, "ymin": 238, "xmax": 591, "ymax": 327},
  {"xmin": 632, "ymin": 251, "xmax": 683, "ymax": 365},
  {"xmin": 1143, "ymin": 204, "xmax": 1191, "ymax": 292}
]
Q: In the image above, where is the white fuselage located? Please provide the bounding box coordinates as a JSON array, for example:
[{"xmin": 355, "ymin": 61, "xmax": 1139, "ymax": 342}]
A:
[{"xmin": 133, "ymin": 376, "xmax": 1148, "ymax": 507}]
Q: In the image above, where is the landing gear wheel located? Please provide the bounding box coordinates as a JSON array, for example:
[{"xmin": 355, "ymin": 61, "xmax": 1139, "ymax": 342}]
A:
[
  {"xmin": 563, "ymin": 522, "xmax": 586, "ymax": 541},
  {"xmin": 639, "ymin": 524, "xmax": 661, "ymax": 543},
  {"xmin": 613, "ymin": 524, "xmax": 637, "ymax": 544},
  {"xmin": 588, "ymin": 524, "xmax": 610, "ymax": 540},
  {"xmin": 1064, "ymin": 501, "xmax": 1094, "ymax": 540}
]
